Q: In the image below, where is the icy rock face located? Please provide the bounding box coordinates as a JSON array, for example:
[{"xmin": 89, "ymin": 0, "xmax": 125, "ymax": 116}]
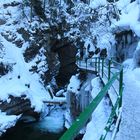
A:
[
  {"xmin": 66, "ymin": 72, "xmax": 93, "ymax": 121},
  {"xmin": 110, "ymin": 0, "xmax": 140, "ymax": 63},
  {"xmin": 113, "ymin": 30, "xmax": 137, "ymax": 63},
  {"xmin": 133, "ymin": 42, "xmax": 140, "ymax": 67}
]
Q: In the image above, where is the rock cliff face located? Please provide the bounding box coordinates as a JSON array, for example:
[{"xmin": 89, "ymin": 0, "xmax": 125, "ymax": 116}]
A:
[
  {"xmin": 113, "ymin": 30, "xmax": 138, "ymax": 63},
  {"xmin": 0, "ymin": 95, "xmax": 39, "ymax": 120},
  {"xmin": 51, "ymin": 37, "xmax": 78, "ymax": 87}
]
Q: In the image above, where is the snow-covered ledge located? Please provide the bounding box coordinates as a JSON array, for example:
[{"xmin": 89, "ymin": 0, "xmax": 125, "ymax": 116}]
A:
[{"xmin": 0, "ymin": 112, "xmax": 21, "ymax": 136}]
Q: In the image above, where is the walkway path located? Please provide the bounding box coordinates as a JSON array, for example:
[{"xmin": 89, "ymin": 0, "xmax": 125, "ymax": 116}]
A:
[{"xmin": 116, "ymin": 69, "xmax": 140, "ymax": 140}]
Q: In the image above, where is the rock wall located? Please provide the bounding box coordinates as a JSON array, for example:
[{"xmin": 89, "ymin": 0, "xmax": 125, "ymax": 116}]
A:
[
  {"xmin": 66, "ymin": 71, "xmax": 92, "ymax": 122},
  {"xmin": 0, "ymin": 95, "xmax": 40, "ymax": 120},
  {"xmin": 51, "ymin": 37, "xmax": 78, "ymax": 87},
  {"xmin": 113, "ymin": 30, "xmax": 138, "ymax": 63}
]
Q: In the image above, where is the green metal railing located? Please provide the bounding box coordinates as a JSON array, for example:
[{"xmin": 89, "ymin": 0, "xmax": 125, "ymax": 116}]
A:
[{"xmin": 60, "ymin": 57, "xmax": 123, "ymax": 140}]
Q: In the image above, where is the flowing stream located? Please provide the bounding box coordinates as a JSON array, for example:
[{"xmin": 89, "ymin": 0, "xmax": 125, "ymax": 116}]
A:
[
  {"xmin": 1, "ymin": 122, "xmax": 65, "ymax": 140},
  {"xmin": 1, "ymin": 107, "xmax": 65, "ymax": 140}
]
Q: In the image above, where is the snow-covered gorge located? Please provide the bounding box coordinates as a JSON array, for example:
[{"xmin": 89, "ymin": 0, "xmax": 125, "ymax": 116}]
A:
[
  {"xmin": 0, "ymin": 0, "xmax": 78, "ymax": 136},
  {"xmin": 0, "ymin": 0, "xmax": 140, "ymax": 139}
]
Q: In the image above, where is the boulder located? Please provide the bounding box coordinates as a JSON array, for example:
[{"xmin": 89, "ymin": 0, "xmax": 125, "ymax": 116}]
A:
[{"xmin": 0, "ymin": 95, "xmax": 40, "ymax": 120}]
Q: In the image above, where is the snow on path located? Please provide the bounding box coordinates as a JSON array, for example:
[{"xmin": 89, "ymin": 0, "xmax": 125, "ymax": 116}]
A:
[{"xmin": 116, "ymin": 68, "xmax": 140, "ymax": 140}]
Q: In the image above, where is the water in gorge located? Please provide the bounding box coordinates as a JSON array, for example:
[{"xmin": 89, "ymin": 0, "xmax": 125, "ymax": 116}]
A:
[
  {"xmin": 1, "ymin": 108, "xmax": 65, "ymax": 140},
  {"xmin": 1, "ymin": 122, "xmax": 65, "ymax": 140}
]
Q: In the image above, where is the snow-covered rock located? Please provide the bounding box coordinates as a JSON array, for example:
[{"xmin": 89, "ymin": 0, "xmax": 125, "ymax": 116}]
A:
[{"xmin": 0, "ymin": 112, "xmax": 20, "ymax": 136}]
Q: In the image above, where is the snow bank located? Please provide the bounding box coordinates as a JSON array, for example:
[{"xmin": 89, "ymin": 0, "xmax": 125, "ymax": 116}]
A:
[
  {"xmin": 0, "ymin": 36, "xmax": 50, "ymax": 112},
  {"xmin": 116, "ymin": 68, "xmax": 140, "ymax": 140},
  {"xmin": 114, "ymin": 0, "xmax": 140, "ymax": 37},
  {"xmin": 0, "ymin": 112, "xmax": 20, "ymax": 136},
  {"xmin": 0, "ymin": 0, "xmax": 22, "ymax": 5},
  {"xmin": 83, "ymin": 77, "xmax": 111, "ymax": 140},
  {"xmin": 123, "ymin": 58, "xmax": 134, "ymax": 70},
  {"xmin": 90, "ymin": 0, "xmax": 107, "ymax": 9},
  {"xmin": 67, "ymin": 75, "xmax": 80, "ymax": 93},
  {"xmin": 0, "ymin": 0, "xmax": 50, "ymax": 113},
  {"xmin": 0, "ymin": 0, "xmax": 51, "ymax": 135}
]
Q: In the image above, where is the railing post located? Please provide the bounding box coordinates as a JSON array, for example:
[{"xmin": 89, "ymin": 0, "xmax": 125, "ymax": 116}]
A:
[
  {"xmin": 95, "ymin": 58, "xmax": 97, "ymax": 72},
  {"xmin": 98, "ymin": 57, "xmax": 100, "ymax": 74},
  {"xmin": 102, "ymin": 58, "xmax": 104, "ymax": 78},
  {"xmin": 86, "ymin": 58, "xmax": 88, "ymax": 71},
  {"xmin": 108, "ymin": 59, "xmax": 111, "ymax": 80},
  {"xmin": 119, "ymin": 69, "xmax": 123, "ymax": 107}
]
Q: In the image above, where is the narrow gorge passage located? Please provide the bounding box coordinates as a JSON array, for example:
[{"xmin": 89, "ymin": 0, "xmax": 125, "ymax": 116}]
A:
[{"xmin": 1, "ymin": 0, "xmax": 140, "ymax": 140}]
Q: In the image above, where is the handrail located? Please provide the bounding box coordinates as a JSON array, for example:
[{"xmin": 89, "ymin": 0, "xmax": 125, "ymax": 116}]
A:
[
  {"xmin": 111, "ymin": 59, "xmax": 122, "ymax": 66},
  {"xmin": 60, "ymin": 73, "xmax": 120, "ymax": 140},
  {"xmin": 103, "ymin": 71, "xmax": 119, "ymax": 96},
  {"xmin": 60, "ymin": 57, "xmax": 123, "ymax": 140},
  {"xmin": 100, "ymin": 97, "xmax": 120, "ymax": 140}
]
